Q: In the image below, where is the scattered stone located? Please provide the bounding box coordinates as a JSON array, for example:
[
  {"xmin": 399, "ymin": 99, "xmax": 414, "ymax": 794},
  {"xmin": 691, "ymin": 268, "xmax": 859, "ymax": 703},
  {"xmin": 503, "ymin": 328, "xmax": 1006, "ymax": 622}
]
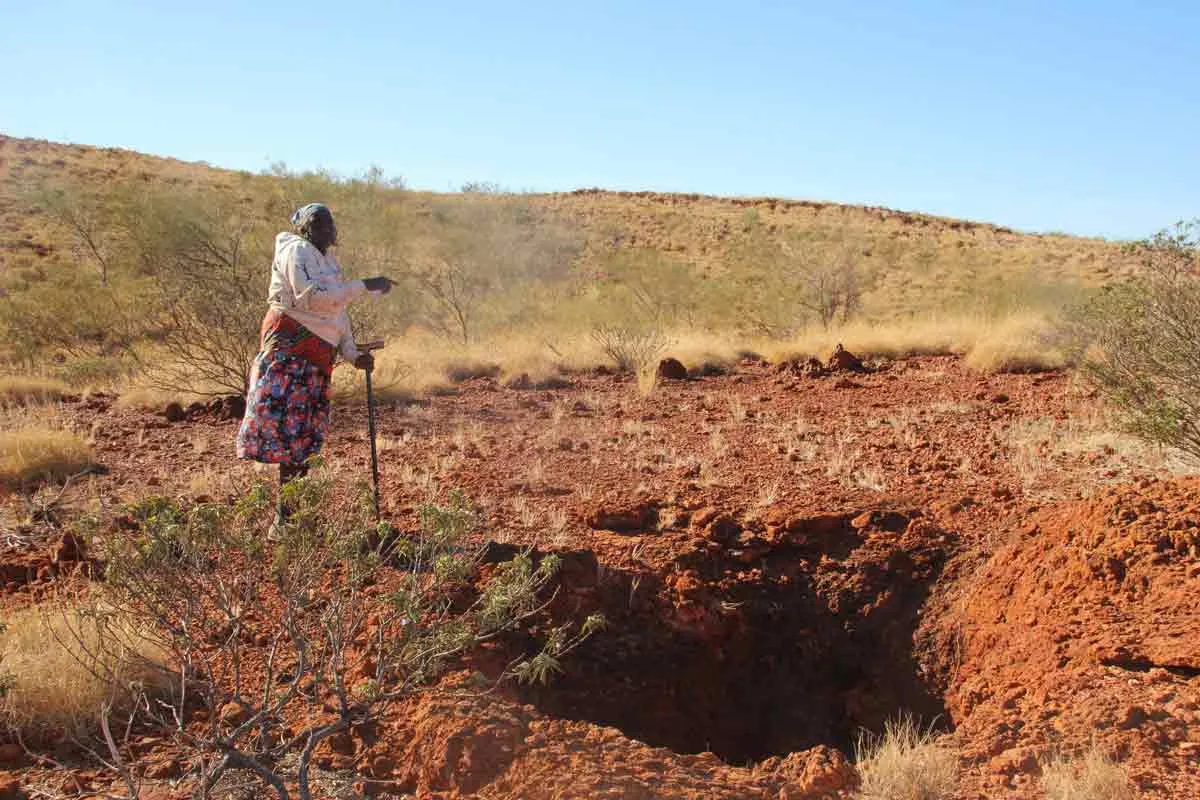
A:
[
  {"xmin": 826, "ymin": 344, "xmax": 867, "ymax": 373},
  {"xmin": 776, "ymin": 745, "xmax": 858, "ymax": 797},
  {"xmin": 990, "ymin": 393, "xmax": 1010, "ymax": 404},
  {"xmin": 588, "ymin": 503, "xmax": 659, "ymax": 533},
  {"xmin": 163, "ymin": 402, "xmax": 185, "ymax": 423},
  {"xmin": 52, "ymin": 531, "xmax": 84, "ymax": 563},
  {"xmin": 0, "ymin": 743, "xmax": 24, "ymax": 764},
  {"xmin": 503, "ymin": 372, "xmax": 534, "ymax": 390},
  {"xmin": 688, "ymin": 361, "xmax": 728, "ymax": 378},
  {"xmin": 218, "ymin": 701, "xmax": 249, "ymax": 727},
  {"xmin": 988, "ymin": 745, "xmax": 1039, "ymax": 775},
  {"xmin": 222, "ymin": 394, "xmax": 246, "ymax": 419},
  {"xmin": 656, "ymin": 358, "xmax": 688, "ymax": 381},
  {"xmin": 143, "ymin": 758, "xmax": 184, "ymax": 780},
  {"xmin": 775, "ymin": 357, "xmax": 829, "ymax": 379},
  {"xmin": 0, "ymin": 775, "xmax": 25, "ymax": 800}
]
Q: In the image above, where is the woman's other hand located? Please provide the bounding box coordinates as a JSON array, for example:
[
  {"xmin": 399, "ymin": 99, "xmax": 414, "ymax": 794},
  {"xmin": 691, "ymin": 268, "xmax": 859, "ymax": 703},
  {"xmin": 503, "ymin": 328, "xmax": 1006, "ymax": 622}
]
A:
[
  {"xmin": 354, "ymin": 353, "xmax": 375, "ymax": 371},
  {"xmin": 363, "ymin": 277, "xmax": 394, "ymax": 294}
]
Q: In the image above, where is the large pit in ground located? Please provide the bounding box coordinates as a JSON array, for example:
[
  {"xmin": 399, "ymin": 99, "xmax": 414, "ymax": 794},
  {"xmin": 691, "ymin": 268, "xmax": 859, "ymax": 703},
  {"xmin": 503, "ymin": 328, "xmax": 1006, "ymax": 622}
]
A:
[{"xmin": 517, "ymin": 509, "xmax": 954, "ymax": 765}]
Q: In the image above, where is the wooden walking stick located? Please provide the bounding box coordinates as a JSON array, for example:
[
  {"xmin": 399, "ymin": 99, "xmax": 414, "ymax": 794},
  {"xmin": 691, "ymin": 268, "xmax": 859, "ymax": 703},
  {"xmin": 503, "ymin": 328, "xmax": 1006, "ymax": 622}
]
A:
[{"xmin": 359, "ymin": 340, "xmax": 386, "ymax": 520}]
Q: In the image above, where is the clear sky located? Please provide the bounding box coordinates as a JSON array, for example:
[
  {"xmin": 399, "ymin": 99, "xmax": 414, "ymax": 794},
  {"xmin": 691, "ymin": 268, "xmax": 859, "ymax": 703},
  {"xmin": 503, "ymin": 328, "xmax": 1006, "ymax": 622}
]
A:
[{"xmin": 2, "ymin": 1, "xmax": 1197, "ymax": 239}]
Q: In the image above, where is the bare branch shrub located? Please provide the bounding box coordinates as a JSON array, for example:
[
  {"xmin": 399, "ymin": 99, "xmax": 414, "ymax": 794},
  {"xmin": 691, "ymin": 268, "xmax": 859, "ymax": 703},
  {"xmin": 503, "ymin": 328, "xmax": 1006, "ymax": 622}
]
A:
[
  {"xmin": 120, "ymin": 189, "xmax": 267, "ymax": 395},
  {"xmin": 408, "ymin": 197, "xmax": 583, "ymax": 343},
  {"xmin": 590, "ymin": 324, "xmax": 670, "ymax": 373},
  {"xmin": 731, "ymin": 222, "xmax": 869, "ymax": 334},
  {"xmin": 35, "ymin": 187, "xmax": 119, "ymax": 286}
]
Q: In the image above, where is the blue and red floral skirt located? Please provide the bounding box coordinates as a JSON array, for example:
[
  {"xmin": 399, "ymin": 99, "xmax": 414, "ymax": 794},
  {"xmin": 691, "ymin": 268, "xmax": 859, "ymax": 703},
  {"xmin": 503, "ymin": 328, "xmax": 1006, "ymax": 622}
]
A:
[{"xmin": 236, "ymin": 310, "xmax": 336, "ymax": 466}]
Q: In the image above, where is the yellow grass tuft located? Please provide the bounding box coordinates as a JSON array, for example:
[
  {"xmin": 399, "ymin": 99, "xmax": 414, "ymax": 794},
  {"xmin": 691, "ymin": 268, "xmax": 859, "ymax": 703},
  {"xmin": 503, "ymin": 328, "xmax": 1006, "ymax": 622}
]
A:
[
  {"xmin": 0, "ymin": 425, "xmax": 94, "ymax": 487},
  {"xmin": 764, "ymin": 313, "xmax": 1067, "ymax": 374},
  {"xmin": 0, "ymin": 375, "xmax": 70, "ymax": 406},
  {"xmin": 963, "ymin": 314, "xmax": 1066, "ymax": 374},
  {"xmin": 0, "ymin": 604, "xmax": 169, "ymax": 743},
  {"xmin": 765, "ymin": 317, "xmax": 974, "ymax": 364},
  {"xmin": 1040, "ymin": 747, "xmax": 1133, "ymax": 800},
  {"xmin": 662, "ymin": 331, "xmax": 745, "ymax": 375},
  {"xmin": 854, "ymin": 715, "xmax": 957, "ymax": 800}
]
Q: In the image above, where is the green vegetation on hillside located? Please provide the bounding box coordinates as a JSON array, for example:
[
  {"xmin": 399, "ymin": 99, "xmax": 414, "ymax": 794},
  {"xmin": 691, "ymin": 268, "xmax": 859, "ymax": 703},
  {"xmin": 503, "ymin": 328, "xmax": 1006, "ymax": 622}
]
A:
[{"xmin": 0, "ymin": 134, "xmax": 1133, "ymax": 396}]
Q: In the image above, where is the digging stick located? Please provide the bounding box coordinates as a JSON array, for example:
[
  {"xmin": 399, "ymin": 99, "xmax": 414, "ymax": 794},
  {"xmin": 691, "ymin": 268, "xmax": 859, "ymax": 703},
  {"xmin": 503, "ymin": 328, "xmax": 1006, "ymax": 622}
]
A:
[{"xmin": 359, "ymin": 339, "xmax": 386, "ymax": 521}]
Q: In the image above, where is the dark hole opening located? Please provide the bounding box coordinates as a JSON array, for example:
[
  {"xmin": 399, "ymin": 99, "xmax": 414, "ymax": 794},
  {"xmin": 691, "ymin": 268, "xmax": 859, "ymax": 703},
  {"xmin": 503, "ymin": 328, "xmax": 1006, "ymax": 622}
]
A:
[{"xmin": 520, "ymin": 521, "xmax": 953, "ymax": 765}]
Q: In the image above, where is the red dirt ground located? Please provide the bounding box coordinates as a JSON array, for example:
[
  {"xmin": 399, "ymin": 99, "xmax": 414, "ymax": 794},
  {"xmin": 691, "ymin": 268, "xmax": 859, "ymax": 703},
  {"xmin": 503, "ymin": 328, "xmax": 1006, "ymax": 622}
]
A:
[{"xmin": 2, "ymin": 355, "xmax": 1198, "ymax": 798}]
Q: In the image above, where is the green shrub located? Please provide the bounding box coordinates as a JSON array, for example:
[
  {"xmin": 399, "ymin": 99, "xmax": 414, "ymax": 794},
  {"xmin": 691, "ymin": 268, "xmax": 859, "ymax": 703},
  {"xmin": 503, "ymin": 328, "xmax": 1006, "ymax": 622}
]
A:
[
  {"xmin": 1067, "ymin": 221, "xmax": 1200, "ymax": 459},
  {"xmin": 92, "ymin": 473, "xmax": 600, "ymax": 800}
]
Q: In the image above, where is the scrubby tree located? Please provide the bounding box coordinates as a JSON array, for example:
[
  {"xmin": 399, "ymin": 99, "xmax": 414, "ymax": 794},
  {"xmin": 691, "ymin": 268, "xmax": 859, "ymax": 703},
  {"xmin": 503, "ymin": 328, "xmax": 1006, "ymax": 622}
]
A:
[
  {"xmin": 408, "ymin": 197, "xmax": 583, "ymax": 343},
  {"xmin": 119, "ymin": 188, "xmax": 268, "ymax": 395},
  {"xmin": 730, "ymin": 222, "xmax": 869, "ymax": 335},
  {"xmin": 36, "ymin": 187, "xmax": 119, "ymax": 286},
  {"xmin": 79, "ymin": 472, "xmax": 601, "ymax": 799},
  {"xmin": 1068, "ymin": 220, "xmax": 1200, "ymax": 459}
]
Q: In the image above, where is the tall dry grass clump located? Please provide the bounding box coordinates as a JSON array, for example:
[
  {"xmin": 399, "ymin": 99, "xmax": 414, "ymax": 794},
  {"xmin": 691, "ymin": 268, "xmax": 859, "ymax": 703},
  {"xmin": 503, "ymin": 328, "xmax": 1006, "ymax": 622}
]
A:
[
  {"xmin": 0, "ymin": 376, "xmax": 70, "ymax": 406},
  {"xmin": 1040, "ymin": 747, "xmax": 1133, "ymax": 800},
  {"xmin": 0, "ymin": 604, "xmax": 168, "ymax": 744},
  {"xmin": 0, "ymin": 425, "xmax": 94, "ymax": 487},
  {"xmin": 854, "ymin": 715, "xmax": 957, "ymax": 800},
  {"xmin": 761, "ymin": 312, "xmax": 1069, "ymax": 374},
  {"xmin": 962, "ymin": 313, "xmax": 1067, "ymax": 373}
]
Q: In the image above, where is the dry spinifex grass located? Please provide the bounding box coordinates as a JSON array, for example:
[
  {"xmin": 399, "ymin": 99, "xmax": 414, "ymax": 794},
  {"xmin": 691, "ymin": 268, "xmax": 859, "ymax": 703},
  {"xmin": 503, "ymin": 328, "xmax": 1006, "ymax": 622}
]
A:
[
  {"xmin": 0, "ymin": 424, "xmax": 94, "ymax": 488},
  {"xmin": 1040, "ymin": 747, "xmax": 1133, "ymax": 800},
  {"xmin": 854, "ymin": 715, "xmax": 956, "ymax": 800},
  {"xmin": 0, "ymin": 603, "xmax": 169, "ymax": 744},
  {"xmin": 0, "ymin": 375, "xmax": 69, "ymax": 407}
]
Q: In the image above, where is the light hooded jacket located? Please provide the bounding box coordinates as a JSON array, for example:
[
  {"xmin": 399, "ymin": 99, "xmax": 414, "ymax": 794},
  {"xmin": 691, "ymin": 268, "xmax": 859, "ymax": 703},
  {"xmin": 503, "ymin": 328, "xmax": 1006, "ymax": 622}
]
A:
[{"xmin": 267, "ymin": 232, "xmax": 367, "ymax": 362}]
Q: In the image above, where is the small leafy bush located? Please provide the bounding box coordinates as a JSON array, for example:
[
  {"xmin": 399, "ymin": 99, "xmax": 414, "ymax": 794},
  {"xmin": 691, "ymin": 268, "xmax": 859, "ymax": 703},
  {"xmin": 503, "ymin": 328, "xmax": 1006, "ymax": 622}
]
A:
[
  {"xmin": 89, "ymin": 471, "xmax": 599, "ymax": 800},
  {"xmin": 1067, "ymin": 221, "xmax": 1200, "ymax": 460}
]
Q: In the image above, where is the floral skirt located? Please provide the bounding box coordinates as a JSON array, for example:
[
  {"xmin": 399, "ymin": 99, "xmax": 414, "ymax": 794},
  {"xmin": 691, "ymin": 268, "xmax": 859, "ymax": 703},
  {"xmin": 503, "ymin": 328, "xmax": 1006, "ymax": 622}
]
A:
[{"xmin": 236, "ymin": 351, "xmax": 332, "ymax": 466}]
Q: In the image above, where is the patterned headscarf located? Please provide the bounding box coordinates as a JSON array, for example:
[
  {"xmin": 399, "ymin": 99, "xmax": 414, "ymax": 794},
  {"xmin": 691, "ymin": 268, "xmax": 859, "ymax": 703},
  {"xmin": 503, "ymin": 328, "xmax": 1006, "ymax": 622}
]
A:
[{"xmin": 290, "ymin": 203, "xmax": 332, "ymax": 228}]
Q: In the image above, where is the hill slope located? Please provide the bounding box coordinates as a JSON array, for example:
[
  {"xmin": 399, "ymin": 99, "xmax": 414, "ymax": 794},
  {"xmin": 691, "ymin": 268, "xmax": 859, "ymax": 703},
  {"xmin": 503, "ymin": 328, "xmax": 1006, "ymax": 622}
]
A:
[
  {"xmin": 0, "ymin": 132, "xmax": 1138, "ymax": 389},
  {"xmin": 0, "ymin": 133, "xmax": 1128, "ymax": 309}
]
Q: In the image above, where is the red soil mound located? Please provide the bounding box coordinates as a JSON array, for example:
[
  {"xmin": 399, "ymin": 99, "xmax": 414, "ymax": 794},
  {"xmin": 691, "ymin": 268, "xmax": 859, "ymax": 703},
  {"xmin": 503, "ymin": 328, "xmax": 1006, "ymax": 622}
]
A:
[{"xmin": 947, "ymin": 478, "xmax": 1200, "ymax": 797}]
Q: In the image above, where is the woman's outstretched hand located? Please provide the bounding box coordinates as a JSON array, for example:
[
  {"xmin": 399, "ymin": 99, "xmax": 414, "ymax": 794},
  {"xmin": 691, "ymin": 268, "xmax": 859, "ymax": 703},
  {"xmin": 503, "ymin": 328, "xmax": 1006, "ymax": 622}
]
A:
[
  {"xmin": 354, "ymin": 353, "xmax": 375, "ymax": 371},
  {"xmin": 364, "ymin": 277, "xmax": 394, "ymax": 294}
]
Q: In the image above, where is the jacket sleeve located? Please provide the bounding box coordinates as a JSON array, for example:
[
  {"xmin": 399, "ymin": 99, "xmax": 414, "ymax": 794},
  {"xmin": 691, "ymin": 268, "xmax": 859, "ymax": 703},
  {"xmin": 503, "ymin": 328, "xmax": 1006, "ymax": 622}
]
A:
[
  {"xmin": 284, "ymin": 242, "xmax": 366, "ymax": 314},
  {"xmin": 337, "ymin": 312, "xmax": 361, "ymax": 363}
]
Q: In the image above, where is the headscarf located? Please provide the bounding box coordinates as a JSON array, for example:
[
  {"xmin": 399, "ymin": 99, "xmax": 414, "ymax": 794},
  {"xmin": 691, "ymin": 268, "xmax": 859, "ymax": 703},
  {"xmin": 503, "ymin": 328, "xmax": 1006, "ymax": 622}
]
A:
[{"xmin": 290, "ymin": 203, "xmax": 332, "ymax": 229}]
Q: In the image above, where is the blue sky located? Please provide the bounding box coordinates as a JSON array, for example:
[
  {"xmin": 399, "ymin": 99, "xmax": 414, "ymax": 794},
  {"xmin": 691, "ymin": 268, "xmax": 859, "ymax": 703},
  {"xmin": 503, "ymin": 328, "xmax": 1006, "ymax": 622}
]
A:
[{"xmin": 3, "ymin": 1, "xmax": 1197, "ymax": 238}]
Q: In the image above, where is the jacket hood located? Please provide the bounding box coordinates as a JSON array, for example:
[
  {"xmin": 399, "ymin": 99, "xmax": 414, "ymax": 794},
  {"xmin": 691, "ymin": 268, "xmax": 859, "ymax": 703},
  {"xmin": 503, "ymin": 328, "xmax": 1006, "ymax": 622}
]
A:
[{"xmin": 275, "ymin": 231, "xmax": 308, "ymax": 257}]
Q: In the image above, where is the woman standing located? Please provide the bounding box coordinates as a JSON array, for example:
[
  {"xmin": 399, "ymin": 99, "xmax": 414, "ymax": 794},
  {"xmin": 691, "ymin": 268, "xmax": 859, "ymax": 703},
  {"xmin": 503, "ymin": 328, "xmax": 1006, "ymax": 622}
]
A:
[{"xmin": 236, "ymin": 203, "xmax": 392, "ymax": 527}]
